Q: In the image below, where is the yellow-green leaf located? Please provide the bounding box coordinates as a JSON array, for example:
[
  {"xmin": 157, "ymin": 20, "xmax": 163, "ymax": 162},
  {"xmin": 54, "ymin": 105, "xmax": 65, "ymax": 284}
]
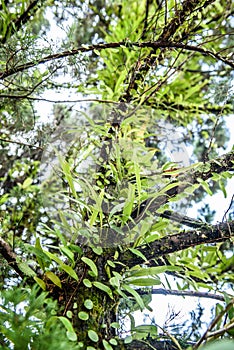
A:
[
  {"xmin": 128, "ymin": 277, "xmax": 161, "ymax": 286},
  {"xmin": 93, "ymin": 281, "xmax": 113, "ymax": 299},
  {"xmin": 81, "ymin": 257, "xmax": 98, "ymax": 277},
  {"xmin": 34, "ymin": 277, "xmax": 46, "ymax": 291},
  {"xmin": 88, "ymin": 329, "xmax": 99, "ymax": 342},
  {"xmin": 45, "ymin": 271, "xmax": 62, "ymax": 288},
  {"xmin": 61, "ymin": 264, "xmax": 78, "ymax": 281},
  {"xmin": 22, "ymin": 177, "xmax": 33, "ymax": 189},
  {"xmin": 122, "ymin": 284, "xmax": 144, "ymax": 310}
]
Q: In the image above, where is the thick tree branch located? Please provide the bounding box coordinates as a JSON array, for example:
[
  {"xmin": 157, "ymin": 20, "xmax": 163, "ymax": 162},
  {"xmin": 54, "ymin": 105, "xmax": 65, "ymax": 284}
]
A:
[
  {"xmin": 14, "ymin": 1, "xmax": 41, "ymax": 29},
  {"xmin": 0, "ymin": 40, "xmax": 233, "ymax": 80},
  {"xmin": 119, "ymin": 220, "xmax": 234, "ymax": 268},
  {"xmin": 0, "ymin": 237, "xmax": 26, "ymax": 279},
  {"xmin": 123, "ymin": 338, "xmax": 194, "ymax": 350},
  {"xmin": 130, "ymin": 150, "xmax": 234, "ymax": 224},
  {"xmin": 160, "ymin": 0, "xmax": 215, "ymax": 41}
]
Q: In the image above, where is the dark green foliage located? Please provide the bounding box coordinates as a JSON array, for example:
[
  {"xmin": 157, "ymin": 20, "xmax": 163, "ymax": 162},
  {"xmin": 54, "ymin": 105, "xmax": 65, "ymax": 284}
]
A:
[{"xmin": 0, "ymin": 286, "xmax": 79, "ymax": 350}]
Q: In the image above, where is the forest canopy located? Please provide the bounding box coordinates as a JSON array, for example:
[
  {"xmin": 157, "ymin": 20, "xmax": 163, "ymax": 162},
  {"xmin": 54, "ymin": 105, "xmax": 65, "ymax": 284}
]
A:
[{"xmin": 0, "ymin": 1, "xmax": 234, "ymax": 349}]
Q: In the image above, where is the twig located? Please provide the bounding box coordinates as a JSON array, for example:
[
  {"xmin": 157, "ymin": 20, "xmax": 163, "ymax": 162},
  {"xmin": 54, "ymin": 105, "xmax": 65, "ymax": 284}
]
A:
[
  {"xmin": 206, "ymin": 321, "xmax": 234, "ymax": 338},
  {"xmin": 0, "ymin": 95, "xmax": 118, "ymax": 104},
  {"xmin": 137, "ymin": 288, "xmax": 225, "ymax": 302},
  {"xmin": 0, "ymin": 137, "xmax": 43, "ymax": 150},
  {"xmin": 222, "ymin": 194, "xmax": 234, "ymax": 222},
  {"xmin": 194, "ymin": 298, "xmax": 234, "ymax": 349}
]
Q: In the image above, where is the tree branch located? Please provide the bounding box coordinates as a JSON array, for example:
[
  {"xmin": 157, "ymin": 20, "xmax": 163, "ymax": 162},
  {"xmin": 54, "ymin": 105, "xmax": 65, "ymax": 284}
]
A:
[
  {"xmin": 123, "ymin": 338, "xmax": 194, "ymax": 350},
  {"xmin": 119, "ymin": 220, "xmax": 234, "ymax": 268},
  {"xmin": 122, "ymin": 0, "xmax": 216, "ymax": 101},
  {"xmin": 1, "ymin": 40, "xmax": 233, "ymax": 80},
  {"xmin": 160, "ymin": 0, "xmax": 215, "ymax": 41},
  {"xmin": 0, "ymin": 137, "xmax": 43, "ymax": 149},
  {"xmin": 130, "ymin": 150, "xmax": 234, "ymax": 225},
  {"xmin": 0, "ymin": 237, "xmax": 26, "ymax": 279}
]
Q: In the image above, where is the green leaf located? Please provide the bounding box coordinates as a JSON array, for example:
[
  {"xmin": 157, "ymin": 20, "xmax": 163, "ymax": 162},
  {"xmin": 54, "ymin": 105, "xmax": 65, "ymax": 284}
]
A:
[
  {"xmin": 60, "ymin": 245, "xmax": 74, "ymax": 264},
  {"xmin": 88, "ymin": 329, "xmax": 99, "ymax": 342},
  {"xmin": 93, "ymin": 281, "xmax": 113, "ymax": 299},
  {"xmin": 26, "ymin": 244, "xmax": 51, "ymax": 269},
  {"xmin": 129, "ymin": 265, "xmax": 181, "ymax": 277},
  {"xmin": 45, "ymin": 271, "xmax": 62, "ymax": 288},
  {"xmin": 122, "ymin": 284, "xmax": 145, "ymax": 310},
  {"xmin": 102, "ymin": 339, "xmax": 113, "ymax": 350},
  {"xmin": 35, "ymin": 238, "xmax": 50, "ymax": 270},
  {"xmin": 128, "ymin": 248, "xmax": 147, "ymax": 261},
  {"xmin": 219, "ymin": 180, "xmax": 227, "ymax": 197},
  {"xmin": 144, "ymin": 233, "xmax": 161, "ymax": 243},
  {"xmin": 44, "ymin": 251, "xmax": 78, "ymax": 280},
  {"xmin": 158, "ymin": 181, "xmax": 180, "ymax": 194},
  {"xmin": 107, "ymin": 260, "xmax": 116, "ymax": 268},
  {"xmin": 78, "ymin": 311, "xmax": 89, "ymax": 320},
  {"xmin": 197, "ymin": 178, "xmax": 213, "ymax": 196},
  {"xmin": 60, "ymin": 264, "xmax": 78, "ymax": 281},
  {"xmin": 0, "ymin": 193, "xmax": 9, "ymax": 205},
  {"xmin": 109, "ymin": 276, "xmax": 120, "ymax": 288},
  {"xmin": 92, "ymin": 246, "xmax": 103, "ymax": 255},
  {"xmin": 83, "ymin": 278, "xmax": 92, "ymax": 288},
  {"xmin": 34, "ymin": 277, "xmax": 46, "ymax": 291},
  {"xmin": 17, "ymin": 261, "xmax": 36, "ymax": 277},
  {"xmin": 133, "ymin": 324, "xmax": 158, "ymax": 335},
  {"xmin": 124, "ymin": 335, "xmax": 133, "ymax": 344},
  {"xmin": 66, "ymin": 331, "xmax": 77, "ymax": 342},
  {"xmin": 66, "ymin": 310, "xmax": 73, "ymax": 318},
  {"xmin": 22, "ymin": 177, "xmax": 33, "ymax": 189},
  {"xmin": 128, "ymin": 277, "xmax": 161, "ymax": 286},
  {"xmin": 123, "ymin": 183, "xmax": 135, "ymax": 219},
  {"xmin": 69, "ymin": 244, "xmax": 83, "ymax": 255},
  {"xmin": 114, "ymin": 69, "xmax": 125, "ymax": 94},
  {"xmin": 110, "ymin": 322, "xmax": 120, "ymax": 329},
  {"xmin": 58, "ymin": 316, "xmax": 74, "ymax": 332},
  {"xmin": 84, "ymin": 299, "xmax": 93, "ymax": 310},
  {"xmin": 58, "ymin": 154, "xmax": 78, "ymax": 199},
  {"xmin": 186, "ymin": 270, "xmax": 209, "ymax": 280},
  {"xmin": 81, "ymin": 257, "xmax": 98, "ymax": 277},
  {"xmin": 45, "ymin": 251, "xmax": 64, "ymax": 265},
  {"xmin": 201, "ymin": 340, "xmax": 234, "ymax": 350},
  {"xmin": 58, "ymin": 210, "xmax": 73, "ymax": 236},
  {"xmin": 58, "ymin": 316, "xmax": 77, "ymax": 341},
  {"xmin": 109, "ymin": 338, "xmax": 118, "ymax": 345}
]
